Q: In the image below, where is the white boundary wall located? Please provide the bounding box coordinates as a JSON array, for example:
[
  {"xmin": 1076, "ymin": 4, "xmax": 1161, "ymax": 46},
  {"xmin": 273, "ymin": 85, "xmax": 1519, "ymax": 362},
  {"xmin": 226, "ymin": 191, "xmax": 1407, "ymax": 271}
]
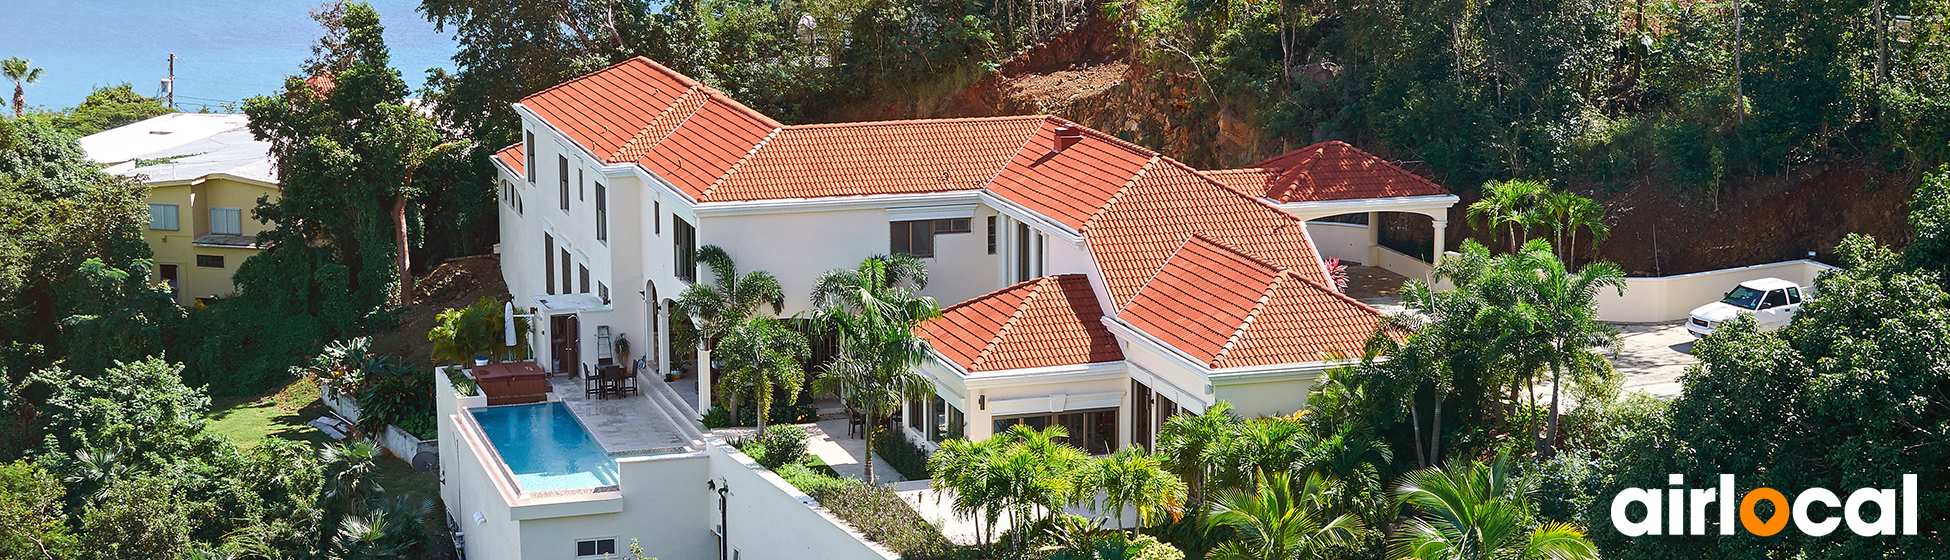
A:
[
  {"xmin": 1304, "ymin": 222, "xmax": 1367, "ymax": 263},
  {"xmin": 1595, "ymin": 259, "xmax": 1838, "ymax": 323}
]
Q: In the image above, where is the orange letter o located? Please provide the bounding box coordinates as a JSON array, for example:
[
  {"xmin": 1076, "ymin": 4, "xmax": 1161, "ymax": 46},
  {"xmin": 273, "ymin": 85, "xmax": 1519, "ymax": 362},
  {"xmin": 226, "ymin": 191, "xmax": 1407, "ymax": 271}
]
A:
[{"xmin": 1741, "ymin": 488, "xmax": 1790, "ymax": 536}]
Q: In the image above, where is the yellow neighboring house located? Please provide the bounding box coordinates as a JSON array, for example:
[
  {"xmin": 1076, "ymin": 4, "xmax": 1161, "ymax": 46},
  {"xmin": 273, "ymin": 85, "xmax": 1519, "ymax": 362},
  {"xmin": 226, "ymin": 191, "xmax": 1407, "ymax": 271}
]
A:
[{"xmin": 81, "ymin": 113, "xmax": 278, "ymax": 306}]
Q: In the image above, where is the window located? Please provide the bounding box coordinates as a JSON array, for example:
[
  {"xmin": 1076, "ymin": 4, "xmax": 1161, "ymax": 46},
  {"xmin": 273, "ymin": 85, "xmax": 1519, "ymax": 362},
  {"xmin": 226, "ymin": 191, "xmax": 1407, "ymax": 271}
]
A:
[
  {"xmin": 598, "ymin": 282, "xmax": 609, "ymax": 305},
  {"xmin": 576, "ymin": 538, "xmax": 617, "ymax": 558},
  {"xmin": 1132, "ymin": 380, "xmax": 1153, "ymax": 452},
  {"xmin": 159, "ymin": 264, "xmax": 179, "ymax": 300},
  {"xmin": 654, "ymin": 200, "xmax": 662, "ymax": 235},
  {"xmin": 595, "ymin": 181, "xmax": 608, "ymax": 242},
  {"xmin": 1761, "ymin": 289, "xmax": 1790, "ymax": 309},
  {"xmin": 930, "ymin": 396, "xmax": 963, "ymax": 442},
  {"xmin": 1016, "ymin": 222, "xmax": 1031, "ymax": 282},
  {"xmin": 578, "ymin": 168, "xmax": 585, "ymax": 201},
  {"xmin": 210, "ymin": 207, "xmax": 242, "ymax": 236},
  {"xmin": 196, "ymin": 254, "xmax": 225, "ymax": 268},
  {"xmin": 674, "ymin": 216, "xmax": 696, "ymax": 283},
  {"xmin": 579, "ymin": 264, "xmax": 590, "ymax": 294},
  {"xmin": 558, "ymin": 155, "xmax": 570, "ymax": 211},
  {"xmin": 891, "ymin": 220, "xmax": 934, "ymax": 257},
  {"xmin": 1787, "ymin": 287, "xmax": 1801, "ymax": 304},
  {"xmin": 523, "ymin": 131, "xmax": 534, "ymax": 182},
  {"xmin": 986, "ymin": 216, "xmax": 997, "ymax": 254},
  {"xmin": 596, "ymin": 326, "xmax": 613, "ymax": 360},
  {"xmin": 545, "ymin": 235, "xmax": 556, "ymax": 295},
  {"xmin": 500, "ymin": 179, "xmax": 508, "ymax": 202},
  {"xmin": 908, "ymin": 397, "xmax": 924, "ymax": 429},
  {"xmin": 561, "ymin": 249, "xmax": 572, "ymax": 297},
  {"xmin": 514, "ymin": 187, "xmax": 523, "ymax": 215},
  {"xmin": 148, "ymin": 203, "xmax": 180, "ymax": 231},
  {"xmin": 997, "ymin": 409, "xmax": 1115, "ymax": 454}
]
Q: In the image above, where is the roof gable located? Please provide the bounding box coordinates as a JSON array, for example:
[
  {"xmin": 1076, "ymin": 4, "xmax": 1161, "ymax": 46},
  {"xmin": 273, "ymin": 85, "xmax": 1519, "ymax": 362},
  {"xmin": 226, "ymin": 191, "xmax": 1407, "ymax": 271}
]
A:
[
  {"xmin": 1209, "ymin": 141, "xmax": 1451, "ymax": 202},
  {"xmin": 986, "ymin": 120, "xmax": 1156, "ymax": 230},
  {"xmin": 702, "ymin": 116, "xmax": 1043, "ymax": 202},
  {"xmin": 920, "ymin": 274, "xmax": 1124, "ymax": 372}
]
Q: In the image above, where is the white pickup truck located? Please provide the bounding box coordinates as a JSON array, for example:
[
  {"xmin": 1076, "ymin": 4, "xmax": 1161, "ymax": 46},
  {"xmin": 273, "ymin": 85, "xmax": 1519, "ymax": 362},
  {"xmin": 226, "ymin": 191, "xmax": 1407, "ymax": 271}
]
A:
[{"xmin": 1686, "ymin": 278, "xmax": 1811, "ymax": 338}]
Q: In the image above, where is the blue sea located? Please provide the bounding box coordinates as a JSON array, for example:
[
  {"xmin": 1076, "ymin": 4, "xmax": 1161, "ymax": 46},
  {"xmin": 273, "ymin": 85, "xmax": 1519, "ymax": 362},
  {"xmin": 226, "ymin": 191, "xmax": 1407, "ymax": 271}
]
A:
[{"xmin": 1, "ymin": 0, "xmax": 458, "ymax": 112}]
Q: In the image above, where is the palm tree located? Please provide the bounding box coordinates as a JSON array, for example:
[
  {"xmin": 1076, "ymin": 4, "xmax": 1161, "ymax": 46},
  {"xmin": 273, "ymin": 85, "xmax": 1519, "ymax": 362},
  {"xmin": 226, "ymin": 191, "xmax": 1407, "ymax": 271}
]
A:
[
  {"xmin": 808, "ymin": 254, "xmax": 940, "ymax": 485},
  {"xmin": 930, "ymin": 436, "xmax": 1013, "ymax": 547},
  {"xmin": 989, "ymin": 424, "xmax": 1089, "ymax": 553},
  {"xmin": 1501, "ymin": 241, "xmax": 1624, "ymax": 456},
  {"xmin": 1077, "ymin": 446, "xmax": 1186, "ymax": 531},
  {"xmin": 716, "ymin": 316, "xmax": 810, "ymax": 428},
  {"xmin": 3, "ymin": 57, "xmax": 44, "ymax": 117},
  {"xmin": 1560, "ymin": 195, "xmax": 1610, "ymax": 268},
  {"xmin": 1465, "ymin": 179, "xmax": 1546, "ymax": 253},
  {"xmin": 1205, "ymin": 470, "xmax": 1363, "ymax": 560},
  {"xmin": 1392, "ymin": 453, "xmax": 1597, "ymax": 560},
  {"xmin": 1211, "ymin": 416, "xmax": 1317, "ymax": 491},
  {"xmin": 673, "ymin": 245, "xmax": 785, "ymax": 412},
  {"xmin": 1156, "ymin": 402, "xmax": 1238, "ymax": 505}
]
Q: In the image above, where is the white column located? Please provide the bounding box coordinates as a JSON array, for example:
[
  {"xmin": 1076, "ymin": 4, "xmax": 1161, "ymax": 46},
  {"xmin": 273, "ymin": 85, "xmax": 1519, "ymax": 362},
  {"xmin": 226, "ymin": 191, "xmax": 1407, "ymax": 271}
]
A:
[
  {"xmin": 1432, "ymin": 219, "xmax": 1448, "ymax": 265},
  {"xmin": 657, "ymin": 301, "xmax": 673, "ymax": 377},
  {"xmin": 1366, "ymin": 211, "xmax": 1382, "ymax": 265},
  {"xmin": 697, "ymin": 343, "xmax": 713, "ymax": 414}
]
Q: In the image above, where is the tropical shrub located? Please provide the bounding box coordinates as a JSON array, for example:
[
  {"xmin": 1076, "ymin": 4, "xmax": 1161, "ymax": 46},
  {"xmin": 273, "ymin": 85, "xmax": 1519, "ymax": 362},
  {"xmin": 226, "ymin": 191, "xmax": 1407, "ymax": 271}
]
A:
[
  {"xmin": 810, "ymin": 477, "xmax": 955, "ymax": 558},
  {"xmin": 753, "ymin": 424, "xmax": 809, "ymax": 469}
]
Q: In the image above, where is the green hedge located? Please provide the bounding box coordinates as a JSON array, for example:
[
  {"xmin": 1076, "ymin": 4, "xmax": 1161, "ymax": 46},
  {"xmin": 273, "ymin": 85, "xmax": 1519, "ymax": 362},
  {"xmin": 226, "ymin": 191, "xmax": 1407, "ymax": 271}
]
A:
[{"xmin": 870, "ymin": 426, "xmax": 931, "ymax": 481}]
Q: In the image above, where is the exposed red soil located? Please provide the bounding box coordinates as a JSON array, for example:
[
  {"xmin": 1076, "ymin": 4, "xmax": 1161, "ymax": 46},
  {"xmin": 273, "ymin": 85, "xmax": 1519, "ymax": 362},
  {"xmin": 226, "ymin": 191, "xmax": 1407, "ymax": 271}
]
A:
[{"xmin": 370, "ymin": 255, "xmax": 511, "ymax": 366}]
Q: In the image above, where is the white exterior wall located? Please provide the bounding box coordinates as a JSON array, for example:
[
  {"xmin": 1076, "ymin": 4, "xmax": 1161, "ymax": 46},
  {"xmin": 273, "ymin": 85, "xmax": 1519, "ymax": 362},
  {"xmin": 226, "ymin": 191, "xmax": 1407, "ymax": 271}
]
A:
[
  {"xmin": 1118, "ymin": 338, "xmax": 1213, "ymax": 414},
  {"xmin": 919, "ymin": 205, "xmax": 1005, "ymax": 307},
  {"xmin": 1592, "ymin": 259, "xmax": 1837, "ymax": 323},
  {"xmin": 1305, "ymin": 221, "xmax": 1368, "ymax": 264},
  {"xmin": 705, "ymin": 442, "xmax": 899, "ymax": 560},
  {"xmin": 699, "ymin": 208, "xmax": 890, "ymax": 315}
]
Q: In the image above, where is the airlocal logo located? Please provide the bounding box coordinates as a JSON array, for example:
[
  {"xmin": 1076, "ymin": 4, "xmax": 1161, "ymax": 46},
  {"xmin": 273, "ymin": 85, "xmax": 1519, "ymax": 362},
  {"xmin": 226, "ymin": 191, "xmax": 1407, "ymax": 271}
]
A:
[{"xmin": 1612, "ymin": 474, "xmax": 1918, "ymax": 537}]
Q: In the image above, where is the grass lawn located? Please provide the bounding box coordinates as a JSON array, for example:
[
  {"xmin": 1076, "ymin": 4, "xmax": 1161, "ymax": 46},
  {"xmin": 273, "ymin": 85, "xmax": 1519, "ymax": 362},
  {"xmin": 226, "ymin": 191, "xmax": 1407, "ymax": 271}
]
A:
[{"xmin": 204, "ymin": 376, "xmax": 453, "ymax": 558}]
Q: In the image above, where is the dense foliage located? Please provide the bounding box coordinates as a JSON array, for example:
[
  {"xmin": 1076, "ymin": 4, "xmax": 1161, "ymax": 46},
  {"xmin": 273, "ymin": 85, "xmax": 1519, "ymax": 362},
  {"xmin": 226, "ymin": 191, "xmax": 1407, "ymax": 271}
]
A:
[{"xmin": 1591, "ymin": 168, "xmax": 1950, "ymax": 559}]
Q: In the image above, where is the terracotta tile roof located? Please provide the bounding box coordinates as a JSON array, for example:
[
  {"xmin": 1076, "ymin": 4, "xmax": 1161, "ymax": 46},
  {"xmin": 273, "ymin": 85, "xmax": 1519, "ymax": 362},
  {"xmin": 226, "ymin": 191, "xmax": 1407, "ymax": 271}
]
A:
[
  {"xmin": 919, "ymin": 274, "xmax": 1124, "ymax": 372},
  {"xmin": 1206, "ymin": 141, "xmax": 1451, "ymax": 202},
  {"xmin": 1119, "ymin": 236, "xmax": 1388, "ymax": 368},
  {"xmin": 638, "ymin": 97, "xmax": 779, "ymax": 197},
  {"xmin": 493, "ymin": 143, "xmax": 523, "ymax": 177},
  {"xmin": 1085, "ymin": 159, "xmax": 1331, "ymax": 308},
  {"xmin": 701, "ymin": 117, "xmax": 1044, "ymax": 202},
  {"xmin": 987, "ymin": 121, "xmax": 1156, "ymax": 230},
  {"xmin": 520, "ymin": 58, "xmax": 701, "ymax": 162}
]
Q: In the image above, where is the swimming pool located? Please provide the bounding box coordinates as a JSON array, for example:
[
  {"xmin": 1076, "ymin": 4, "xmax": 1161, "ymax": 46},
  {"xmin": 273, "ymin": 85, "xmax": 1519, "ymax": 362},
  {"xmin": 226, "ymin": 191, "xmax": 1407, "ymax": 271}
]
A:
[{"xmin": 470, "ymin": 402, "xmax": 619, "ymax": 493}]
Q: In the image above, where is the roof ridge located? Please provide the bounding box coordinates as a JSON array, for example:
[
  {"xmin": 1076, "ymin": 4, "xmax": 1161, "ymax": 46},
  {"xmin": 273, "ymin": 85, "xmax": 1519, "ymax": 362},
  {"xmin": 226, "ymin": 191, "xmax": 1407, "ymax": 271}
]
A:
[
  {"xmin": 1280, "ymin": 268, "xmax": 1389, "ymax": 319},
  {"xmin": 1241, "ymin": 140, "xmax": 1342, "ymax": 169},
  {"xmin": 974, "ymin": 116, "xmax": 1053, "ymax": 193},
  {"xmin": 634, "ymin": 87, "xmax": 710, "ymax": 160},
  {"xmin": 1119, "ymin": 233, "xmax": 1198, "ymax": 313},
  {"xmin": 1081, "ymin": 155, "xmax": 1158, "ymax": 234},
  {"xmin": 609, "ymin": 84, "xmax": 703, "ymax": 161},
  {"xmin": 519, "ymin": 57, "xmax": 692, "ymax": 109},
  {"xmin": 694, "ymin": 83, "xmax": 785, "ymax": 129},
  {"xmin": 698, "ymin": 126, "xmax": 783, "ymax": 200},
  {"xmin": 784, "ymin": 115, "xmax": 1048, "ymax": 130},
  {"xmin": 933, "ymin": 275, "xmax": 1051, "ymax": 315},
  {"xmin": 1213, "ymin": 272, "xmax": 1288, "ymax": 367},
  {"xmin": 972, "ymin": 276, "xmax": 1050, "ymax": 370}
]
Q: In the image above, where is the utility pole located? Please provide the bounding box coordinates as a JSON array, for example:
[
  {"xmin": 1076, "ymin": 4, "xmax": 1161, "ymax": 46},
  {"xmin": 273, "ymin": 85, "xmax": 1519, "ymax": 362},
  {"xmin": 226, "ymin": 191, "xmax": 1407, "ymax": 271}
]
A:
[{"xmin": 165, "ymin": 53, "xmax": 177, "ymax": 110}]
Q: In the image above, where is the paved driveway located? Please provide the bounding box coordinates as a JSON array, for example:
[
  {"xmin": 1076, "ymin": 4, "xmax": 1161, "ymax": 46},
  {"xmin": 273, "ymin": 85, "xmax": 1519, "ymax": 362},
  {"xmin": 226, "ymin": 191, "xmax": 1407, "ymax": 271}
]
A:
[{"xmin": 1611, "ymin": 321, "xmax": 1698, "ymax": 399}]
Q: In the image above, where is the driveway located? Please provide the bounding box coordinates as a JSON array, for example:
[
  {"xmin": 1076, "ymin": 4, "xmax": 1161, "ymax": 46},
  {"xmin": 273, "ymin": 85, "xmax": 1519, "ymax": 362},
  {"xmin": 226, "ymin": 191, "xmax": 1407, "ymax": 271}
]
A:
[{"xmin": 1611, "ymin": 321, "xmax": 1697, "ymax": 399}]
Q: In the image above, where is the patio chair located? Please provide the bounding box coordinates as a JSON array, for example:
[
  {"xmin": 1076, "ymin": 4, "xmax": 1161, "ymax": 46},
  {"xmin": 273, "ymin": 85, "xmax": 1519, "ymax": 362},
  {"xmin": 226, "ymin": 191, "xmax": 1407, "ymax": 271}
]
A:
[
  {"xmin": 616, "ymin": 363, "xmax": 640, "ymax": 397},
  {"xmin": 583, "ymin": 364, "xmax": 604, "ymax": 399},
  {"xmin": 846, "ymin": 406, "xmax": 866, "ymax": 439}
]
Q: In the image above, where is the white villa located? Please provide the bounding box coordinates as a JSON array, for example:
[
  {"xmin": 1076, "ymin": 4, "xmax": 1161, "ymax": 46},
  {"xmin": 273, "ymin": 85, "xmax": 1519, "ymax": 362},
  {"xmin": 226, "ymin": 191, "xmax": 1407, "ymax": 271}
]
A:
[{"xmin": 443, "ymin": 56, "xmax": 1456, "ymax": 560}]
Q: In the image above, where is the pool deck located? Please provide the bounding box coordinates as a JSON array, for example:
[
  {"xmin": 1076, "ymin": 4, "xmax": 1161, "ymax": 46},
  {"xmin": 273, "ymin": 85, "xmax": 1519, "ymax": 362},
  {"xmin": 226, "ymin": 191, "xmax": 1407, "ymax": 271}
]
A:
[{"xmin": 549, "ymin": 374, "xmax": 702, "ymax": 456}]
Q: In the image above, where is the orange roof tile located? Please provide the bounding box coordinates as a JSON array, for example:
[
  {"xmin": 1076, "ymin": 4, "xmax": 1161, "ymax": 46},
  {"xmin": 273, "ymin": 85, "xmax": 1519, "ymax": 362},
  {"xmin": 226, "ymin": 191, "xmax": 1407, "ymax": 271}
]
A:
[
  {"xmin": 1086, "ymin": 160, "xmax": 1330, "ymax": 308},
  {"xmin": 920, "ymin": 274, "xmax": 1124, "ymax": 372},
  {"xmin": 494, "ymin": 143, "xmax": 523, "ymax": 177},
  {"xmin": 987, "ymin": 120, "xmax": 1157, "ymax": 230},
  {"xmin": 520, "ymin": 58, "xmax": 698, "ymax": 162},
  {"xmin": 1119, "ymin": 236, "xmax": 1387, "ymax": 368},
  {"xmin": 702, "ymin": 117, "xmax": 1044, "ymax": 202},
  {"xmin": 1206, "ymin": 141, "xmax": 1451, "ymax": 202},
  {"xmin": 639, "ymin": 97, "xmax": 779, "ymax": 197}
]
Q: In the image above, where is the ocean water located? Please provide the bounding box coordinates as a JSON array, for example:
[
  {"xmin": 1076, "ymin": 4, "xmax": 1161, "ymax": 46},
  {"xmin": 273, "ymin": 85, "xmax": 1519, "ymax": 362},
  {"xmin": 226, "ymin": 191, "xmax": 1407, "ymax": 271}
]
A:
[{"xmin": 1, "ymin": 0, "xmax": 458, "ymax": 112}]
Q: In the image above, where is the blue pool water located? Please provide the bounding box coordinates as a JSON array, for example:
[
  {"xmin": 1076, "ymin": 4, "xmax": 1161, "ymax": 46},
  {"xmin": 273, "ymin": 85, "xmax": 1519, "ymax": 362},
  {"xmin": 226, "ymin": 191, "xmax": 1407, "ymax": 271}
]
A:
[{"xmin": 470, "ymin": 403, "xmax": 618, "ymax": 492}]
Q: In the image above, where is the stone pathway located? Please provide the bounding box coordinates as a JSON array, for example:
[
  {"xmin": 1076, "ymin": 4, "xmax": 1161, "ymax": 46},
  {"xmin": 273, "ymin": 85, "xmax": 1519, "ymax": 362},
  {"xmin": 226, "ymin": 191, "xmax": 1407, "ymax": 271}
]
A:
[{"xmin": 1609, "ymin": 321, "xmax": 1697, "ymax": 399}]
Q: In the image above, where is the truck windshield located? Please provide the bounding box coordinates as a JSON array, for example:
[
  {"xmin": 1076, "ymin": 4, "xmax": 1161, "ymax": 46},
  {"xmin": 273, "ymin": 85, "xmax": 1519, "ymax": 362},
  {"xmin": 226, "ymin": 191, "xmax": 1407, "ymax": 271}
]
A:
[{"xmin": 1721, "ymin": 286, "xmax": 1765, "ymax": 309}]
